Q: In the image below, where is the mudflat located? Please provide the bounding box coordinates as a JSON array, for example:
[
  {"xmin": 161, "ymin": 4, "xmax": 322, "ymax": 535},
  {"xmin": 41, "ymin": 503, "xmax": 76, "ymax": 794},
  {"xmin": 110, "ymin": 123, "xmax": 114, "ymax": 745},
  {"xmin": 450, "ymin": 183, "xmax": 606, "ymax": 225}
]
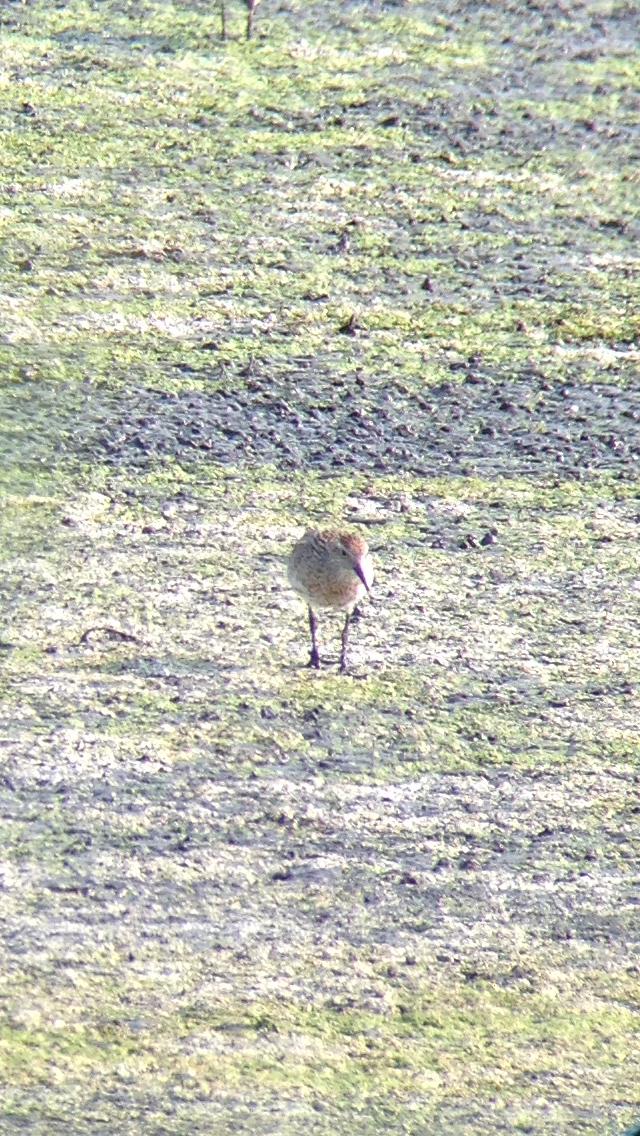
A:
[{"xmin": 0, "ymin": 1, "xmax": 639, "ymax": 1133}]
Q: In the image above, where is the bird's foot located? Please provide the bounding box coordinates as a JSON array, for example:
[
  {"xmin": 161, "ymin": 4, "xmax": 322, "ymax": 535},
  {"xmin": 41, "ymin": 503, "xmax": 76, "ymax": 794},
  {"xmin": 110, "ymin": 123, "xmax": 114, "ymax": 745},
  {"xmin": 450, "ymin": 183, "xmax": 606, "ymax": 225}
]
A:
[{"xmin": 307, "ymin": 650, "xmax": 320, "ymax": 669}]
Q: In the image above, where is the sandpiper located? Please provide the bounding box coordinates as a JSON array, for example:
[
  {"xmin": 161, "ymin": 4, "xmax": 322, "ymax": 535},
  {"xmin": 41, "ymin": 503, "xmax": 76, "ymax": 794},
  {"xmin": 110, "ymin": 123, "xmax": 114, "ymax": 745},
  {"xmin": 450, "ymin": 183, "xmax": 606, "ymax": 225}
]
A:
[{"xmin": 287, "ymin": 529, "xmax": 373, "ymax": 672}]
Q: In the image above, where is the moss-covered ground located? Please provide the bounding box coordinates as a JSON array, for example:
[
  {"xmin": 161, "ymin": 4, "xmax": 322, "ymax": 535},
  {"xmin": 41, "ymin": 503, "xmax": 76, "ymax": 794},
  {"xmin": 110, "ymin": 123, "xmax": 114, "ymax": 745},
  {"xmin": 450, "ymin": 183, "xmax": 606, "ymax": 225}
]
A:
[{"xmin": 1, "ymin": 0, "xmax": 639, "ymax": 1132}]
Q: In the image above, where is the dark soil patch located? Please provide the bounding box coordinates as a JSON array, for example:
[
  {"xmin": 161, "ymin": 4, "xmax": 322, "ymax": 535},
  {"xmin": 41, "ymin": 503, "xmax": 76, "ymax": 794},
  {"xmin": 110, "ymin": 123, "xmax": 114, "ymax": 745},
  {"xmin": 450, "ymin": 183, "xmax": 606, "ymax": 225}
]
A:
[{"xmin": 4, "ymin": 364, "xmax": 640, "ymax": 478}]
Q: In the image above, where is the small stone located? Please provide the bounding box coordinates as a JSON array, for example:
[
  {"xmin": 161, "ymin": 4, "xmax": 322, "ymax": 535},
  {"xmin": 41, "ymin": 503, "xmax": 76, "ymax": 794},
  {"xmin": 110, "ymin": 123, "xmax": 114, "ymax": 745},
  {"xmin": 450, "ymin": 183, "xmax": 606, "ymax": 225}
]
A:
[
  {"xmin": 338, "ymin": 313, "xmax": 358, "ymax": 335},
  {"xmin": 272, "ymin": 867, "xmax": 293, "ymax": 881}
]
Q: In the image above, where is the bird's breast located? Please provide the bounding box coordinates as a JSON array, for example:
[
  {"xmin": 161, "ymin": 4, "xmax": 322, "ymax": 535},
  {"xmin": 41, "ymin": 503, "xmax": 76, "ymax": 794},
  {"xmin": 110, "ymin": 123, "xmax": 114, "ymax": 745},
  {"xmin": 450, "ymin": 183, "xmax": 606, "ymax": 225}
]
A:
[{"xmin": 288, "ymin": 559, "xmax": 366, "ymax": 610}]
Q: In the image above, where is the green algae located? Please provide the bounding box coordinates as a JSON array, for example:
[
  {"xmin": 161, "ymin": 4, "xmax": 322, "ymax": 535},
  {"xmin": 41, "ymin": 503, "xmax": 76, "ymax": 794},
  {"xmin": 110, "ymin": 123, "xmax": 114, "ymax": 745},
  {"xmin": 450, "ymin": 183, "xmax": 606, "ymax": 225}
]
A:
[
  {"xmin": 0, "ymin": 0, "xmax": 638, "ymax": 394},
  {"xmin": 1, "ymin": 2, "xmax": 640, "ymax": 1134}
]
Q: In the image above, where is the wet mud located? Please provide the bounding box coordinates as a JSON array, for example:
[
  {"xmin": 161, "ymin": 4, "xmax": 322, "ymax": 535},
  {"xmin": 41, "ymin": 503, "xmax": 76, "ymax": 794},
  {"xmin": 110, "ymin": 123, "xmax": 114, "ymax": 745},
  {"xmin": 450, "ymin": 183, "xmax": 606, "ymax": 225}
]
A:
[{"xmin": 1, "ymin": 1, "xmax": 640, "ymax": 1134}]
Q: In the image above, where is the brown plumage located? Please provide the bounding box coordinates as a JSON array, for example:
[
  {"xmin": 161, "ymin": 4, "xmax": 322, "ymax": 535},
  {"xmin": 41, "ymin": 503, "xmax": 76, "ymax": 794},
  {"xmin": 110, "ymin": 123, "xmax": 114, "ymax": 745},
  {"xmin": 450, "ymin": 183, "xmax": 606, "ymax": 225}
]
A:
[{"xmin": 287, "ymin": 529, "xmax": 373, "ymax": 672}]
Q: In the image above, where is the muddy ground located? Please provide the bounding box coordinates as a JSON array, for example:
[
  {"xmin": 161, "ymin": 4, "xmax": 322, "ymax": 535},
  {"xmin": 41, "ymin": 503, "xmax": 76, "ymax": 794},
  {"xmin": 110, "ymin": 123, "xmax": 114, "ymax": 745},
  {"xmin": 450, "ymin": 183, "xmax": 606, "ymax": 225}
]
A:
[{"xmin": 0, "ymin": 0, "xmax": 639, "ymax": 1133}]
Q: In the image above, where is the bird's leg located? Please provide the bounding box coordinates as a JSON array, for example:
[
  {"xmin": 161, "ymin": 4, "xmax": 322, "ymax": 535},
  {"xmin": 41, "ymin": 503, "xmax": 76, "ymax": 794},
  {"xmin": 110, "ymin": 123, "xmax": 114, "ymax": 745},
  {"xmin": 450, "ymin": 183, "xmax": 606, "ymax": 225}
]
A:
[
  {"xmin": 220, "ymin": 0, "xmax": 227, "ymax": 40},
  {"xmin": 339, "ymin": 610, "xmax": 351, "ymax": 673},
  {"xmin": 246, "ymin": 0, "xmax": 259, "ymax": 40},
  {"xmin": 307, "ymin": 606, "xmax": 320, "ymax": 669}
]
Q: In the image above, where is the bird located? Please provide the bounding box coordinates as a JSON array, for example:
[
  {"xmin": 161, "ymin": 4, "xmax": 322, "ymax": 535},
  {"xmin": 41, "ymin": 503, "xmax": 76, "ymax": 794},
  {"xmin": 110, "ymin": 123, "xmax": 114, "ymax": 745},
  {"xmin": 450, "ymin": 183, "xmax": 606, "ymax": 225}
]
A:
[{"xmin": 287, "ymin": 529, "xmax": 373, "ymax": 673}]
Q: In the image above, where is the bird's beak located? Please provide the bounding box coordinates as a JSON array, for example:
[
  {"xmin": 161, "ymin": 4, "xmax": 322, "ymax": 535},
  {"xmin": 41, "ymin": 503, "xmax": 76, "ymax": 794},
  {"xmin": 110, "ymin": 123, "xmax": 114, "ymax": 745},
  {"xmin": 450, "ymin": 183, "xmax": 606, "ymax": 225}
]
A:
[{"xmin": 354, "ymin": 563, "xmax": 370, "ymax": 593}]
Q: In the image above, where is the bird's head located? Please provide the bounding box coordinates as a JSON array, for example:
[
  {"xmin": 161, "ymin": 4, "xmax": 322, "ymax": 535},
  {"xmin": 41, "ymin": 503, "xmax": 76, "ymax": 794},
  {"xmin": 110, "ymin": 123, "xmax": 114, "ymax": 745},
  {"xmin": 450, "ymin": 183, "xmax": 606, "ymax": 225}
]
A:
[{"xmin": 330, "ymin": 532, "xmax": 373, "ymax": 593}]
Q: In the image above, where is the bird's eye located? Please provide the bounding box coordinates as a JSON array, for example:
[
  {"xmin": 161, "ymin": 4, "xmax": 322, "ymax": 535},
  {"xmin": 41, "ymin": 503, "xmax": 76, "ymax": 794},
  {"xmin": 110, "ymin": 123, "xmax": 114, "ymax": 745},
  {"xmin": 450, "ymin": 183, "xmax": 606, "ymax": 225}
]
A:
[{"xmin": 341, "ymin": 548, "xmax": 347, "ymax": 556}]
